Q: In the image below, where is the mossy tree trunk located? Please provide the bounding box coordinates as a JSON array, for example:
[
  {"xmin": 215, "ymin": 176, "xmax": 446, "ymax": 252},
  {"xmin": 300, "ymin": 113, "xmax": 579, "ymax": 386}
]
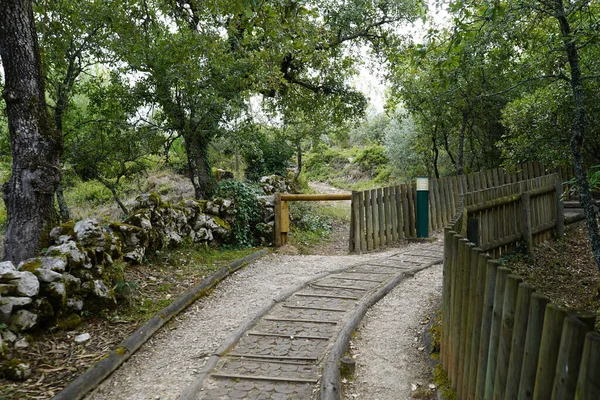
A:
[
  {"xmin": 0, "ymin": 0, "xmax": 63, "ymax": 263},
  {"xmin": 184, "ymin": 129, "xmax": 216, "ymax": 200},
  {"xmin": 56, "ymin": 182, "xmax": 71, "ymax": 222}
]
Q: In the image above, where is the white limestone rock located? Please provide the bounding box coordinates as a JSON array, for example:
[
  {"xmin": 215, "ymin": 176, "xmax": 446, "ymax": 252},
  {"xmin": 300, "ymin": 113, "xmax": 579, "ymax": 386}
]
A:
[
  {"xmin": 14, "ymin": 271, "xmax": 39, "ymax": 297},
  {"xmin": 0, "ymin": 261, "xmax": 19, "ymax": 281},
  {"xmin": 8, "ymin": 309, "xmax": 38, "ymax": 331}
]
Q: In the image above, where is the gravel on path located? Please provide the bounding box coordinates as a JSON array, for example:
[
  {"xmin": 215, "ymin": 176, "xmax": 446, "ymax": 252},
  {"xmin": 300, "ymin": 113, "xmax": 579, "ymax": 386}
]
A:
[
  {"xmin": 342, "ymin": 264, "xmax": 443, "ymax": 400},
  {"xmin": 86, "ymin": 251, "xmax": 395, "ymax": 400}
]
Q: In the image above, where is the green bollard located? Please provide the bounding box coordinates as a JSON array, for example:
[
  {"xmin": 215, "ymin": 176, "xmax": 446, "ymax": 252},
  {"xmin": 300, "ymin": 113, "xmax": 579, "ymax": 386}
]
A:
[{"xmin": 416, "ymin": 177, "xmax": 429, "ymax": 238}]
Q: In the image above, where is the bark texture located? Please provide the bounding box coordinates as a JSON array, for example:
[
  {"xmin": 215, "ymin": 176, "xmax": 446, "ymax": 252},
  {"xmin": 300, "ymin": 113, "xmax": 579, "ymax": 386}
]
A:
[
  {"xmin": 554, "ymin": 0, "xmax": 600, "ymax": 272},
  {"xmin": 184, "ymin": 130, "xmax": 216, "ymax": 200},
  {"xmin": 0, "ymin": 0, "xmax": 63, "ymax": 262}
]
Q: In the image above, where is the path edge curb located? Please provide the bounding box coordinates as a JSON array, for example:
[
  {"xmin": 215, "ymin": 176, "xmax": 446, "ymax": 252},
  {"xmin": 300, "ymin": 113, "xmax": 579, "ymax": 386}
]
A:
[
  {"xmin": 319, "ymin": 258, "xmax": 443, "ymax": 400},
  {"xmin": 53, "ymin": 247, "xmax": 270, "ymax": 400}
]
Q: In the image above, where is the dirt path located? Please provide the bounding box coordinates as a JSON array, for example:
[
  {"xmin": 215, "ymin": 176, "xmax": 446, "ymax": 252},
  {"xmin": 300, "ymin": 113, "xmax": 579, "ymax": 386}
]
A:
[
  {"xmin": 342, "ymin": 264, "xmax": 442, "ymax": 400},
  {"xmin": 86, "ymin": 251, "xmax": 393, "ymax": 400},
  {"xmin": 85, "ymin": 245, "xmax": 442, "ymax": 399}
]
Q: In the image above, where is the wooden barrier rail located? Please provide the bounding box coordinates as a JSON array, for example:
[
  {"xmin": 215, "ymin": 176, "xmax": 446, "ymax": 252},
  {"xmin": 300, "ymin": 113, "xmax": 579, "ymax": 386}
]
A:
[
  {"xmin": 273, "ymin": 192, "xmax": 351, "ymax": 247},
  {"xmin": 463, "ymin": 174, "xmax": 563, "ymax": 258},
  {"xmin": 440, "ymin": 173, "xmax": 599, "ymax": 400}
]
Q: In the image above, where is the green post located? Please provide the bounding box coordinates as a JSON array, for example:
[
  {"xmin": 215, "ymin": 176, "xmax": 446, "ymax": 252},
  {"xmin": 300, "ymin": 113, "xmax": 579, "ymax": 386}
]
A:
[{"xmin": 416, "ymin": 177, "xmax": 429, "ymax": 238}]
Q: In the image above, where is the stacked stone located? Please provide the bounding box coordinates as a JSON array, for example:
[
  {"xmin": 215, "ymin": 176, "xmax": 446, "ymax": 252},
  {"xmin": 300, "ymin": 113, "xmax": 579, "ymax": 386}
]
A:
[
  {"xmin": 259, "ymin": 175, "xmax": 291, "ymax": 194},
  {"xmin": 111, "ymin": 193, "xmax": 236, "ymax": 264},
  {"xmin": 1, "ymin": 177, "xmax": 286, "ymax": 377}
]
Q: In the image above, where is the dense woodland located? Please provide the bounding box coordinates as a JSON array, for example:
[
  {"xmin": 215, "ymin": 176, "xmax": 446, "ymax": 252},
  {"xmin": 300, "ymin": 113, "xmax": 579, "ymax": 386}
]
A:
[{"xmin": 0, "ymin": 0, "xmax": 599, "ymax": 269}]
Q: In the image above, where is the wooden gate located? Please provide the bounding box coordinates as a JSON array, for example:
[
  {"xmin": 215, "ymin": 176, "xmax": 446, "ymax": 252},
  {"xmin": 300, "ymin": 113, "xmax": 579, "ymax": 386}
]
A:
[{"xmin": 273, "ymin": 193, "xmax": 351, "ymax": 247}]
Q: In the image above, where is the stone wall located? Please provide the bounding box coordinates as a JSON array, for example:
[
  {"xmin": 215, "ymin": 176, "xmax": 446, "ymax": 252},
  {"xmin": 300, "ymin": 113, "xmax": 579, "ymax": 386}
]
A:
[{"xmin": 0, "ymin": 176, "xmax": 293, "ymax": 356}]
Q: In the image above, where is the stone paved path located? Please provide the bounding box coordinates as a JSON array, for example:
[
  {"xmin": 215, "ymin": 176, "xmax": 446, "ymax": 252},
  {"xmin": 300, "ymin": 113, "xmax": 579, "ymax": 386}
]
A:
[{"xmin": 186, "ymin": 242, "xmax": 443, "ymax": 399}]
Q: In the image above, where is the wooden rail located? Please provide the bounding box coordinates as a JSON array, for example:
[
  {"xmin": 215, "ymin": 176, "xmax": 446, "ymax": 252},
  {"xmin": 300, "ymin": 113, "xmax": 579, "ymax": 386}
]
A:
[
  {"xmin": 274, "ymin": 193, "xmax": 351, "ymax": 247},
  {"xmin": 440, "ymin": 172, "xmax": 599, "ymax": 400}
]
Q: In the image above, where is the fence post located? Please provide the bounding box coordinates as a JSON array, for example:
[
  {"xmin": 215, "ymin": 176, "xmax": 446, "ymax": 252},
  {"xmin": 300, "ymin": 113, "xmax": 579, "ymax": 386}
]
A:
[
  {"xmin": 493, "ymin": 274, "xmax": 524, "ymax": 400},
  {"xmin": 351, "ymin": 191, "xmax": 360, "ymax": 254},
  {"xmin": 274, "ymin": 192, "xmax": 282, "ymax": 247},
  {"xmin": 521, "ymin": 192, "xmax": 533, "ymax": 256},
  {"xmin": 467, "ymin": 252, "xmax": 491, "ymax": 399},
  {"xmin": 533, "ymin": 303, "xmax": 567, "ymax": 400},
  {"xmin": 467, "ymin": 217, "xmax": 479, "ymax": 246},
  {"xmin": 555, "ymin": 182, "xmax": 565, "ymax": 239},
  {"xmin": 358, "ymin": 191, "xmax": 365, "ymax": 252},
  {"xmin": 416, "ymin": 177, "xmax": 429, "ymax": 238},
  {"xmin": 575, "ymin": 332, "xmax": 600, "ymax": 400},
  {"xmin": 551, "ymin": 316, "xmax": 591, "ymax": 399},
  {"xmin": 518, "ymin": 293, "xmax": 551, "ymax": 400},
  {"xmin": 461, "ymin": 245, "xmax": 480, "ymax": 398},
  {"xmin": 377, "ymin": 187, "xmax": 385, "ymax": 244},
  {"xmin": 484, "ymin": 266, "xmax": 511, "ymax": 399},
  {"xmin": 504, "ymin": 283, "xmax": 535, "ymax": 400},
  {"xmin": 451, "ymin": 238, "xmax": 468, "ymax": 386}
]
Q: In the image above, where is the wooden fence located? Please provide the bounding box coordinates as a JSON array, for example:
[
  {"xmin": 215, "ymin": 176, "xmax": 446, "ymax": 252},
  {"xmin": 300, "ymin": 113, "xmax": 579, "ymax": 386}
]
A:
[
  {"xmin": 461, "ymin": 173, "xmax": 563, "ymax": 259},
  {"xmin": 440, "ymin": 174, "xmax": 599, "ymax": 400},
  {"xmin": 348, "ymin": 162, "xmax": 572, "ymax": 253}
]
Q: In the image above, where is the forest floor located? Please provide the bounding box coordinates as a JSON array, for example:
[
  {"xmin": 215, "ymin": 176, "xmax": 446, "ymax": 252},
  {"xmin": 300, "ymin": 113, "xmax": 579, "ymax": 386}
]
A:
[{"xmin": 505, "ymin": 221, "xmax": 600, "ymax": 331}]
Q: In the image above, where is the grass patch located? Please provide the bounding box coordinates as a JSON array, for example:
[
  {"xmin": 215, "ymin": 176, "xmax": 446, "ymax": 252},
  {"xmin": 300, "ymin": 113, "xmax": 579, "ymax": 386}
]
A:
[
  {"xmin": 433, "ymin": 364, "xmax": 456, "ymax": 400},
  {"xmin": 287, "ymin": 202, "xmax": 335, "ymax": 253},
  {"xmin": 107, "ymin": 244, "xmax": 259, "ymax": 324}
]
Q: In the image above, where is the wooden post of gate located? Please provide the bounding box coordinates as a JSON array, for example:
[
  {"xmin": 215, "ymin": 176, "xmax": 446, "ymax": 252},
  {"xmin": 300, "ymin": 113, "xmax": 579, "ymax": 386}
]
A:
[
  {"xmin": 274, "ymin": 192, "xmax": 290, "ymax": 247},
  {"xmin": 274, "ymin": 192, "xmax": 352, "ymax": 248}
]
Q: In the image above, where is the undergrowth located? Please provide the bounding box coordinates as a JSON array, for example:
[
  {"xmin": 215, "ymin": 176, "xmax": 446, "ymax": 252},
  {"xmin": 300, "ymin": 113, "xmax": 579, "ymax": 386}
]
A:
[
  {"xmin": 108, "ymin": 244, "xmax": 257, "ymax": 323},
  {"xmin": 287, "ymin": 202, "xmax": 335, "ymax": 251}
]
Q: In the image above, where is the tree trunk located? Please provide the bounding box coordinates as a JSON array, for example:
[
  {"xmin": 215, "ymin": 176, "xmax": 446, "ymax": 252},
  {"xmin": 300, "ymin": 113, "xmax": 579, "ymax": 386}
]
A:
[
  {"xmin": 442, "ymin": 125, "xmax": 457, "ymax": 167},
  {"xmin": 0, "ymin": 0, "xmax": 63, "ymax": 263},
  {"xmin": 295, "ymin": 139, "xmax": 302, "ymax": 180},
  {"xmin": 431, "ymin": 126, "xmax": 440, "ymax": 179},
  {"xmin": 553, "ymin": 0, "xmax": 600, "ymax": 272},
  {"xmin": 108, "ymin": 184, "xmax": 129, "ymax": 215},
  {"xmin": 184, "ymin": 131, "xmax": 216, "ymax": 200},
  {"xmin": 56, "ymin": 182, "xmax": 71, "ymax": 222},
  {"xmin": 456, "ymin": 111, "xmax": 467, "ymax": 175}
]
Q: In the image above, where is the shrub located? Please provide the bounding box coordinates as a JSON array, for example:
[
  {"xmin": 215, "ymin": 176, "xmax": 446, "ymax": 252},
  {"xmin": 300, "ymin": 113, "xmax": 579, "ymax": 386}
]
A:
[
  {"xmin": 243, "ymin": 131, "xmax": 294, "ymax": 181},
  {"xmin": 303, "ymin": 144, "xmax": 351, "ymax": 181},
  {"xmin": 65, "ymin": 179, "xmax": 113, "ymax": 206},
  {"xmin": 354, "ymin": 145, "xmax": 388, "ymax": 174},
  {"xmin": 216, "ymin": 180, "xmax": 265, "ymax": 248}
]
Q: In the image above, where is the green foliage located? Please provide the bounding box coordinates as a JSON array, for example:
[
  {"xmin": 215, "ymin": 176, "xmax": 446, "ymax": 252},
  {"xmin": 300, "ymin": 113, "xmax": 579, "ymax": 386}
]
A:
[
  {"xmin": 64, "ymin": 179, "xmax": 113, "ymax": 206},
  {"xmin": 384, "ymin": 114, "xmax": 429, "ymax": 181},
  {"xmin": 349, "ymin": 114, "xmax": 391, "ymax": 146},
  {"xmin": 564, "ymin": 165, "xmax": 600, "ymax": 197},
  {"xmin": 290, "ymin": 202, "xmax": 332, "ymax": 232},
  {"xmin": 303, "ymin": 144, "xmax": 352, "ymax": 181},
  {"xmin": 354, "ymin": 145, "xmax": 388, "ymax": 174},
  {"xmin": 288, "ymin": 202, "xmax": 334, "ymax": 250},
  {"xmin": 242, "ymin": 129, "xmax": 294, "ymax": 181},
  {"xmin": 215, "ymin": 180, "xmax": 264, "ymax": 248},
  {"xmin": 500, "ymin": 84, "xmax": 574, "ymax": 167}
]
